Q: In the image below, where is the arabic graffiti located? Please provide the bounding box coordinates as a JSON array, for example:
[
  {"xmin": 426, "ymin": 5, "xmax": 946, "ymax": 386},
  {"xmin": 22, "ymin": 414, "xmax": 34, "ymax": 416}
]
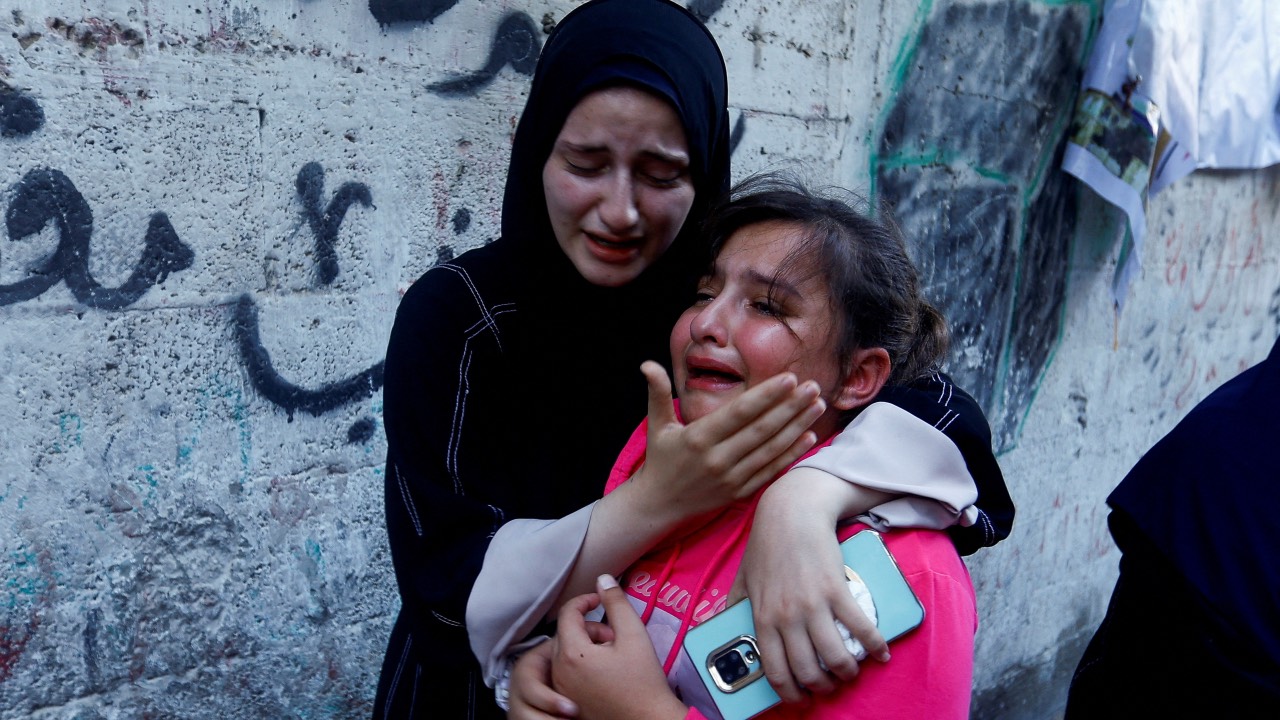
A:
[
  {"xmin": 371, "ymin": 0, "xmax": 727, "ymax": 27},
  {"xmin": 3, "ymin": 168, "xmax": 194, "ymax": 309},
  {"xmin": 2, "ymin": 6, "xmax": 747, "ymax": 431},
  {"xmin": 296, "ymin": 162, "xmax": 375, "ymax": 286},
  {"xmin": 368, "ymin": 0, "xmax": 460, "ymax": 26},
  {"xmin": 232, "ymin": 163, "xmax": 383, "ymax": 429},
  {"xmin": 0, "ymin": 86, "xmax": 44, "ymax": 138},
  {"xmin": 233, "ymin": 293, "xmax": 386, "ymax": 423},
  {"xmin": 426, "ymin": 12, "xmax": 540, "ymax": 98}
]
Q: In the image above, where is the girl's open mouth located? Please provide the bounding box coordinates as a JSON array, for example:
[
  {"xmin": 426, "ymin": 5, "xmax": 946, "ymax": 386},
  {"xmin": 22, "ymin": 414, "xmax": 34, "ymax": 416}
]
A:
[{"xmin": 685, "ymin": 357, "xmax": 744, "ymax": 390}]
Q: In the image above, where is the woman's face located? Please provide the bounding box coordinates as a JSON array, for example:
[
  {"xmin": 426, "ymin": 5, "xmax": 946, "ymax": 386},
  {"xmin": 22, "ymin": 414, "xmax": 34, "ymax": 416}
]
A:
[
  {"xmin": 542, "ymin": 86, "xmax": 696, "ymax": 287},
  {"xmin": 671, "ymin": 220, "xmax": 847, "ymax": 436}
]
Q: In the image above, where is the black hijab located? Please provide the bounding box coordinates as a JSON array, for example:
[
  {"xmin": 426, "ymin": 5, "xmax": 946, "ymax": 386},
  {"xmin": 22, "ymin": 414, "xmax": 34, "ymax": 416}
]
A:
[{"xmin": 496, "ymin": 0, "xmax": 731, "ymax": 515}]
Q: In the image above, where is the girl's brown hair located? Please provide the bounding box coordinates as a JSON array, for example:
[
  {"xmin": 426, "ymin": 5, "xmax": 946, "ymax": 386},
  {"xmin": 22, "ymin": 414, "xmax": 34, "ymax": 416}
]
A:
[{"xmin": 700, "ymin": 172, "xmax": 949, "ymax": 386}]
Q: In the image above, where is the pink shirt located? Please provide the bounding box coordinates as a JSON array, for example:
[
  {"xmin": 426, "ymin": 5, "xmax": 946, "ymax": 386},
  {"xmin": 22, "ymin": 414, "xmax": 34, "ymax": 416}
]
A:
[{"xmin": 605, "ymin": 416, "xmax": 978, "ymax": 720}]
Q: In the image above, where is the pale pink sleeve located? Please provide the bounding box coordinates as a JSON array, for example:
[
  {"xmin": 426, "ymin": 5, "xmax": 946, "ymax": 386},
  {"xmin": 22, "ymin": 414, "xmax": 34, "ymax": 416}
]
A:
[
  {"xmin": 470, "ymin": 418, "xmax": 650, "ymax": 693},
  {"xmin": 795, "ymin": 403, "xmax": 980, "ymax": 530},
  {"xmin": 467, "ymin": 503, "xmax": 595, "ymax": 691}
]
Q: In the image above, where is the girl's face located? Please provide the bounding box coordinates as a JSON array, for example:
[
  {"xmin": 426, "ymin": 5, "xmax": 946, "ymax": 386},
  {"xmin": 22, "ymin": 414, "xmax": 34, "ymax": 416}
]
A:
[
  {"xmin": 542, "ymin": 86, "xmax": 697, "ymax": 287},
  {"xmin": 671, "ymin": 220, "xmax": 849, "ymax": 436}
]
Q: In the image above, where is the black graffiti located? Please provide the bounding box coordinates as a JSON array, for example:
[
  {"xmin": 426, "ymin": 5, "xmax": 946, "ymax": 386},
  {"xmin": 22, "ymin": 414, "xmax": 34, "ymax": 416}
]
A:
[
  {"xmin": 3, "ymin": 168, "xmax": 194, "ymax": 308},
  {"xmin": 235, "ymin": 164, "xmax": 472, "ymax": 430},
  {"xmin": 729, "ymin": 113, "xmax": 746, "ymax": 156},
  {"xmin": 347, "ymin": 416, "xmax": 377, "ymax": 444},
  {"xmin": 427, "ymin": 12, "xmax": 540, "ymax": 98},
  {"xmin": 451, "ymin": 208, "xmax": 471, "ymax": 235},
  {"xmin": 233, "ymin": 294, "xmax": 386, "ymax": 421},
  {"xmin": 0, "ymin": 86, "xmax": 44, "ymax": 138},
  {"xmin": 235, "ymin": 163, "xmax": 384, "ymax": 431},
  {"xmin": 296, "ymin": 162, "xmax": 374, "ymax": 286},
  {"xmin": 874, "ymin": 0, "xmax": 1090, "ymax": 451},
  {"xmin": 687, "ymin": 0, "xmax": 727, "ymax": 23},
  {"xmin": 369, "ymin": 0, "xmax": 459, "ymax": 26},
  {"xmin": 83, "ymin": 608, "xmax": 102, "ymax": 691}
]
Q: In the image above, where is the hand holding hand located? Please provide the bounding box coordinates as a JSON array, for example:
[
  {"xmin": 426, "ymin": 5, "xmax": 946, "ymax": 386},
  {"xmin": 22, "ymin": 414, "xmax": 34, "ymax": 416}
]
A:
[
  {"xmin": 508, "ymin": 641, "xmax": 580, "ymax": 720},
  {"xmin": 551, "ymin": 575, "xmax": 686, "ymax": 720}
]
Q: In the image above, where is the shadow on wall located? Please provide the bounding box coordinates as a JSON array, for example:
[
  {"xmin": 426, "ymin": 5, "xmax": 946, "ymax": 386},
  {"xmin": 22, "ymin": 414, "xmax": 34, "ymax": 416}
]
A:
[
  {"xmin": 970, "ymin": 605, "xmax": 1097, "ymax": 720},
  {"xmin": 872, "ymin": 0, "xmax": 1099, "ymax": 452}
]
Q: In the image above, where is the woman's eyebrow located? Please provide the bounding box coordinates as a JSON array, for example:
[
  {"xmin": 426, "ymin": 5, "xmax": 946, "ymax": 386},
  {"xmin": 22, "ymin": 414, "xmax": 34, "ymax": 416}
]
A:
[
  {"xmin": 558, "ymin": 141, "xmax": 688, "ymax": 165},
  {"xmin": 559, "ymin": 141, "xmax": 608, "ymax": 153},
  {"xmin": 639, "ymin": 148, "xmax": 690, "ymax": 165}
]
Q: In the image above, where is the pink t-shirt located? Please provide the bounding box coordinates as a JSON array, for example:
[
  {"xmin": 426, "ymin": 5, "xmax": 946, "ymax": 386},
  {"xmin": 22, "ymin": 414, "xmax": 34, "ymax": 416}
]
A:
[{"xmin": 605, "ymin": 416, "xmax": 978, "ymax": 720}]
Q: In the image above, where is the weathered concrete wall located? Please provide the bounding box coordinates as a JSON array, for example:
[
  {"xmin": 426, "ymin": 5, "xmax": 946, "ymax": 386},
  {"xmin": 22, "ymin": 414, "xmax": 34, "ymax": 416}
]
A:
[{"xmin": 1, "ymin": 1, "xmax": 1276, "ymax": 718}]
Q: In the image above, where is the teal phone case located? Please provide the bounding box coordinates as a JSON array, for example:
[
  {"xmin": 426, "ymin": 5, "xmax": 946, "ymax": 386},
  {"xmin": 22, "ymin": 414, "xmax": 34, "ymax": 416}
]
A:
[{"xmin": 682, "ymin": 530, "xmax": 925, "ymax": 720}]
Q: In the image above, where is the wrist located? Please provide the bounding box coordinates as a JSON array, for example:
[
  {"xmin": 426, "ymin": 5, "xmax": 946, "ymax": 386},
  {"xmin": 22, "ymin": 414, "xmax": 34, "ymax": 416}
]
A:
[
  {"xmin": 760, "ymin": 468, "xmax": 849, "ymax": 525},
  {"xmin": 642, "ymin": 693, "xmax": 688, "ymax": 720},
  {"xmin": 615, "ymin": 468, "xmax": 690, "ymax": 534}
]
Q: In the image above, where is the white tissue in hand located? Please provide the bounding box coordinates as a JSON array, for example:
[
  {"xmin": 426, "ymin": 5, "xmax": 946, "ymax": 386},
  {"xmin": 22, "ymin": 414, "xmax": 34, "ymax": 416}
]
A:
[{"xmin": 828, "ymin": 568, "xmax": 877, "ymax": 663}]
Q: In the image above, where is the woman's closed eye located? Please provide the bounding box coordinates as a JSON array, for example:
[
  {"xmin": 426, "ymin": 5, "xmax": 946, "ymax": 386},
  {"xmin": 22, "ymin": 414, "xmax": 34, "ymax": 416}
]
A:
[
  {"xmin": 565, "ymin": 158, "xmax": 606, "ymax": 175},
  {"xmin": 637, "ymin": 158, "xmax": 688, "ymax": 187},
  {"xmin": 640, "ymin": 169, "xmax": 685, "ymax": 186}
]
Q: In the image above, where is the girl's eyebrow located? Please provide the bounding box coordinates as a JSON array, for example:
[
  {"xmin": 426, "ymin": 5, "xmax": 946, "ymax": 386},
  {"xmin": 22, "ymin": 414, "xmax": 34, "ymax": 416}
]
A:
[{"xmin": 745, "ymin": 269, "xmax": 801, "ymax": 300}]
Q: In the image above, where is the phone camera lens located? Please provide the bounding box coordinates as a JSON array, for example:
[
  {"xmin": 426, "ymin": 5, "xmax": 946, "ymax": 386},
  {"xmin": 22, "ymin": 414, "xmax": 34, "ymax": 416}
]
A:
[
  {"xmin": 744, "ymin": 649, "xmax": 758, "ymax": 664},
  {"xmin": 715, "ymin": 651, "xmax": 749, "ymax": 683}
]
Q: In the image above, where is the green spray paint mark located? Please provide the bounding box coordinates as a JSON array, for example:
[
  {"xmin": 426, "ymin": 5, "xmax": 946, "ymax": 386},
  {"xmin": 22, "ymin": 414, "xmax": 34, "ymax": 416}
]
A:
[
  {"xmin": 306, "ymin": 538, "xmax": 324, "ymax": 572},
  {"xmin": 126, "ymin": 464, "xmax": 160, "ymax": 509},
  {"xmin": 187, "ymin": 377, "xmax": 254, "ymax": 492},
  {"xmin": 4, "ymin": 550, "xmax": 48, "ymax": 609},
  {"xmin": 868, "ymin": 0, "xmax": 936, "ymax": 200},
  {"xmin": 865, "ymin": 0, "xmax": 1104, "ymax": 451},
  {"xmin": 50, "ymin": 413, "xmax": 83, "ymax": 454},
  {"xmin": 137, "ymin": 464, "xmax": 157, "ymax": 487}
]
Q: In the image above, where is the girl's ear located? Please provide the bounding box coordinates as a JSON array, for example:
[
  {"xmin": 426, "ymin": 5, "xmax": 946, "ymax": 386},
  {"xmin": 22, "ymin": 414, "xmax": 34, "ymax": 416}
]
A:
[{"xmin": 832, "ymin": 347, "xmax": 891, "ymax": 411}]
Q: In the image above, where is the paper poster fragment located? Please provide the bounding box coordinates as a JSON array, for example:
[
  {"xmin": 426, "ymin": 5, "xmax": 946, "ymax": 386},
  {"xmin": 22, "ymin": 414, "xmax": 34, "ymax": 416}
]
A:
[{"xmin": 1062, "ymin": 0, "xmax": 1280, "ymax": 309}]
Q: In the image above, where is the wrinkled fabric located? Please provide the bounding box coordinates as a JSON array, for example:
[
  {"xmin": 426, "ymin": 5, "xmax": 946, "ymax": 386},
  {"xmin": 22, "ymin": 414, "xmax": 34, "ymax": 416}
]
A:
[{"xmin": 796, "ymin": 401, "xmax": 978, "ymax": 531}]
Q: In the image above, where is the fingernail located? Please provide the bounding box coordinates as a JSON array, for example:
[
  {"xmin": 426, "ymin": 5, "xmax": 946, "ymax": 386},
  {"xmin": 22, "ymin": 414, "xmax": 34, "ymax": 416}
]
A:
[
  {"xmin": 802, "ymin": 380, "xmax": 820, "ymax": 394},
  {"xmin": 879, "ymin": 651, "xmax": 891, "ymax": 662},
  {"xmin": 597, "ymin": 574, "xmax": 619, "ymax": 591},
  {"xmin": 558, "ymin": 699, "xmax": 580, "ymax": 716}
]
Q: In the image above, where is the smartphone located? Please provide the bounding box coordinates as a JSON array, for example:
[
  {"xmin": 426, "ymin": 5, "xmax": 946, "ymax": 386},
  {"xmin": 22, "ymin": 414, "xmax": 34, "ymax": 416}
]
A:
[{"xmin": 681, "ymin": 530, "xmax": 925, "ymax": 720}]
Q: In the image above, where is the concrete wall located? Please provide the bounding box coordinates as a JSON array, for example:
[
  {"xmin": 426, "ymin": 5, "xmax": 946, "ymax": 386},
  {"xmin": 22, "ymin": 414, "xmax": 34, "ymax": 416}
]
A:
[{"xmin": 1, "ymin": 1, "xmax": 1275, "ymax": 717}]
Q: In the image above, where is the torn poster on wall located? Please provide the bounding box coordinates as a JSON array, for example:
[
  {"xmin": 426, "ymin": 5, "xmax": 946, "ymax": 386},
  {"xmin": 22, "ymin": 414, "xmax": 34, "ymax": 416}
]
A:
[{"xmin": 1063, "ymin": 0, "xmax": 1280, "ymax": 310}]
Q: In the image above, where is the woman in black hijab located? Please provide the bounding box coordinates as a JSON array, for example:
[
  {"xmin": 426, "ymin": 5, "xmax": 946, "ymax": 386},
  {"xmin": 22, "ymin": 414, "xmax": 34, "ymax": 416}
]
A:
[
  {"xmin": 375, "ymin": 2, "xmax": 759, "ymax": 716},
  {"xmin": 374, "ymin": 1, "xmax": 1013, "ymax": 717}
]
